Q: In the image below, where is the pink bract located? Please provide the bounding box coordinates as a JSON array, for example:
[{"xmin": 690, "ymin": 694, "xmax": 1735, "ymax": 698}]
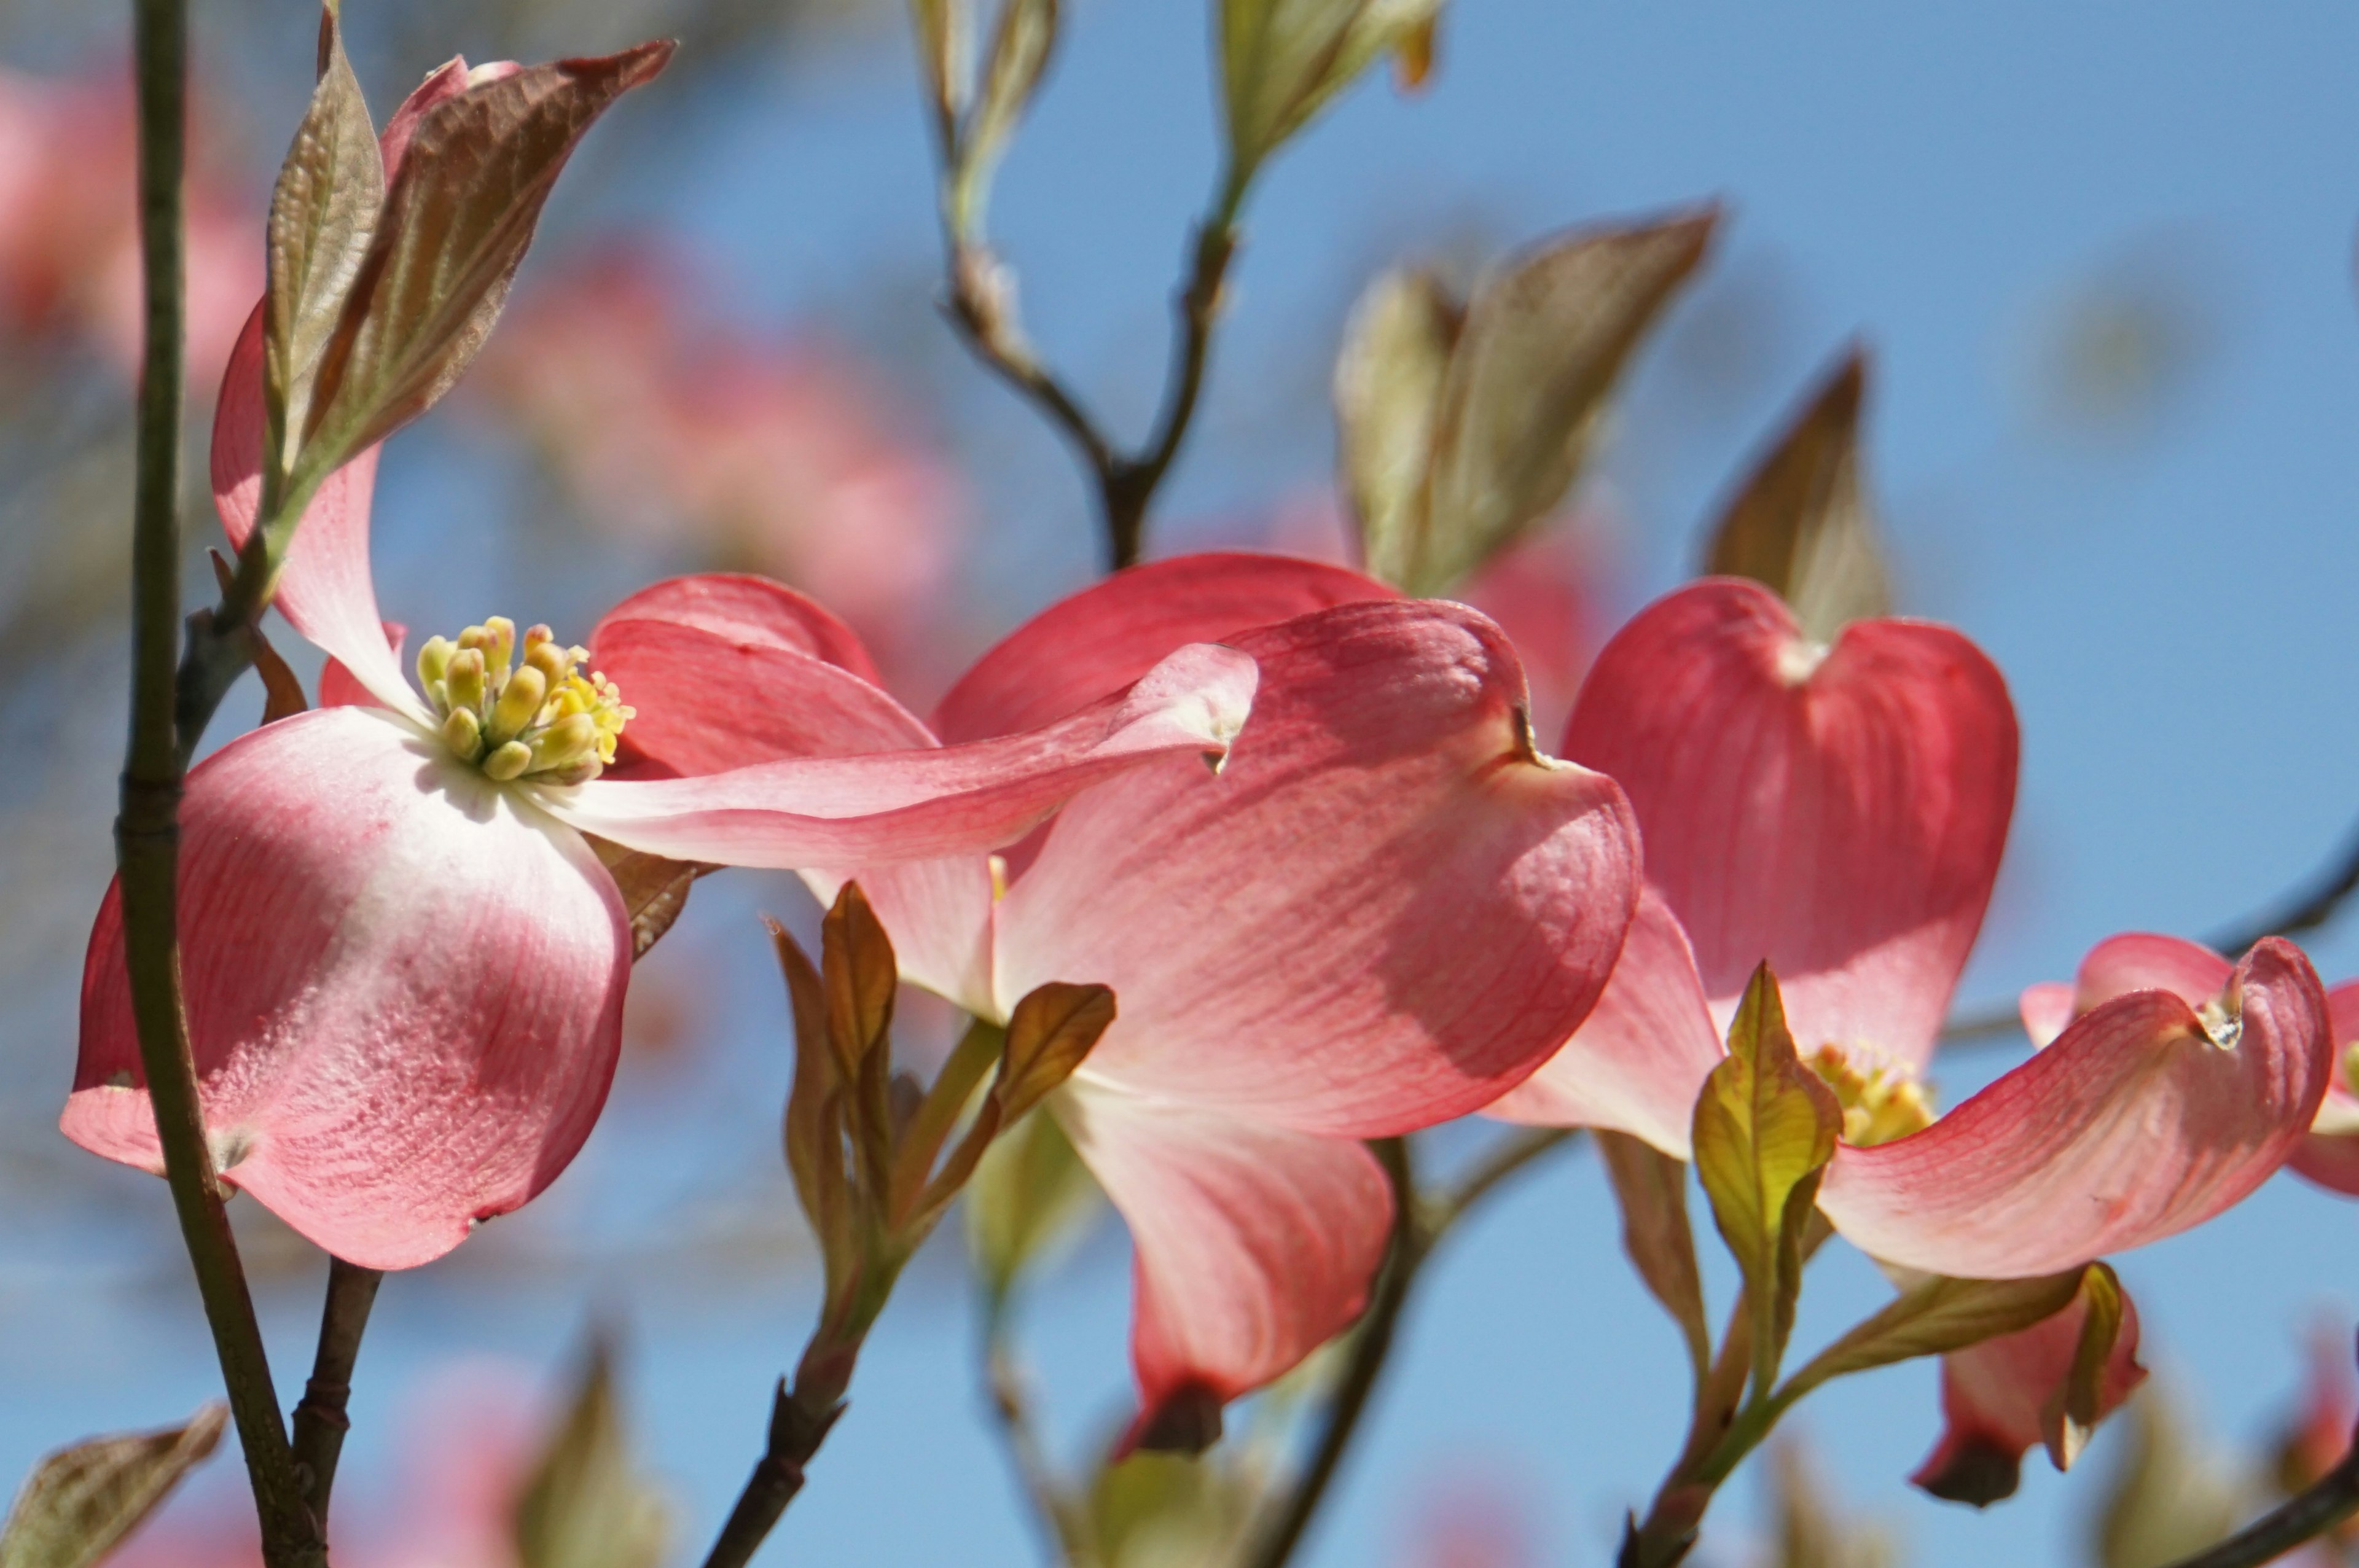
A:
[
  {"xmin": 63, "ymin": 66, "xmax": 1258, "ymax": 1271},
  {"xmin": 595, "ymin": 552, "xmax": 1643, "ymax": 1432}
]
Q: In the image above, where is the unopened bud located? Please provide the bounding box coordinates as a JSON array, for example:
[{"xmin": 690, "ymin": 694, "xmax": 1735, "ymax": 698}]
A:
[
  {"xmin": 487, "ymin": 665, "xmax": 547, "ymax": 744},
  {"xmin": 482, "ymin": 739, "xmax": 534, "ymax": 781},
  {"xmin": 481, "ymin": 616, "xmax": 517, "ymax": 673},
  {"xmin": 415, "ymin": 635, "xmax": 455, "ymax": 695},
  {"xmin": 441, "ymin": 706, "xmax": 483, "ymax": 760},
  {"xmin": 444, "ymin": 648, "xmax": 487, "ymax": 714}
]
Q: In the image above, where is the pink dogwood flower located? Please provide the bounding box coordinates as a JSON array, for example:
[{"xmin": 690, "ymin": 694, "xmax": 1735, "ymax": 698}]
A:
[
  {"xmin": 1489, "ymin": 577, "xmax": 2331, "ymax": 1486},
  {"xmin": 591, "ymin": 552, "xmax": 1642, "ymax": 1438},
  {"xmin": 63, "ymin": 68, "xmax": 1256, "ymax": 1273},
  {"xmin": 2021, "ymin": 930, "xmax": 2359, "ymax": 1197}
]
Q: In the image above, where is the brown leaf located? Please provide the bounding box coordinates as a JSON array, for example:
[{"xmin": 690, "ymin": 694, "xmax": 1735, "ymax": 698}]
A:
[
  {"xmin": 769, "ymin": 918, "xmax": 838, "ymax": 1248},
  {"xmin": 0, "ymin": 1405, "xmax": 225, "ymax": 1568},
  {"xmin": 820, "ymin": 882, "xmax": 898, "ymax": 1081},
  {"xmin": 1410, "ymin": 207, "xmax": 1716, "ymax": 595},
  {"xmin": 1704, "ymin": 348, "xmax": 1893, "ymax": 642},
  {"xmin": 995, "ymin": 981, "xmax": 1115, "ymax": 1124},
  {"xmin": 587, "ymin": 837, "xmax": 707, "ymax": 960},
  {"xmin": 298, "ymin": 42, "xmax": 675, "ymax": 486},
  {"xmin": 264, "ymin": 7, "xmax": 382, "ymax": 491},
  {"xmin": 1597, "ymin": 1129, "xmax": 1710, "ymax": 1381}
]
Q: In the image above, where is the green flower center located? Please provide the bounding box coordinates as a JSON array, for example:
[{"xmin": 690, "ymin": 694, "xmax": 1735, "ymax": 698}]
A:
[{"xmin": 416, "ymin": 616, "xmax": 633, "ymax": 785}]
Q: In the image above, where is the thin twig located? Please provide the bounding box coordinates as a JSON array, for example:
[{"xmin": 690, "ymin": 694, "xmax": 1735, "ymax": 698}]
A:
[
  {"xmin": 982, "ymin": 1301, "xmax": 1093, "ymax": 1566},
  {"xmin": 119, "ymin": 2, "xmax": 318, "ymax": 1561},
  {"xmin": 698, "ymin": 1376, "xmax": 847, "ymax": 1568},
  {"xmin": 290, "ymin": 1258, "xmax": 385, "ymax": 1527},
  {"xmin": 2159, "ymin": 1425, "xmax": 2359, "ymax": 1568}
]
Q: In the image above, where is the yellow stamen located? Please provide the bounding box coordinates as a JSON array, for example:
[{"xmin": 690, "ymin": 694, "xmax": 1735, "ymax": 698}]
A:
[
  {"xmin": 1807, "ymin": 1043, "xmax": 1936, "ymax": 1149},
  {"xmin": 483, "ymin": 740, "xmax": 534, "ymax": 781},
  {"xmin": 423, "ymin": 615, "xmax": 631, "ymax": 784},
  {"xmin": 488, "ymin": 665, "xmax": 547, "ymax": 744}
]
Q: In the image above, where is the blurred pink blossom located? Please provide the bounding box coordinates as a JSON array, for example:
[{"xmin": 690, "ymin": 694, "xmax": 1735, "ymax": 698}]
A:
[
  {"xmin": 474, "ymin": 243, "xmax": 968, "ymax": 687},
  {"xmin": 0, "ymin": 63, "xmax": 258, "ymax": 384}
]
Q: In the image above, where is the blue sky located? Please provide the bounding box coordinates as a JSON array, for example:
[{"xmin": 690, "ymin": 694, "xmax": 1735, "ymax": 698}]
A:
[{"xmin": 9, "ymin": 2, "xmax": 2359, "ymax": 1564}]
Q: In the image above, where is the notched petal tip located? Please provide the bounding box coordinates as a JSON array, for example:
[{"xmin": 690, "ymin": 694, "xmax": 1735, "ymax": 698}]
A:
[
  {"xmin": 1912, "ymin": 1434, "xmax": 2022, "ymax": 1508},
  {"xmin": 1119, "ymin": 1383, "xmax": 1225, "ymax": 1459}
]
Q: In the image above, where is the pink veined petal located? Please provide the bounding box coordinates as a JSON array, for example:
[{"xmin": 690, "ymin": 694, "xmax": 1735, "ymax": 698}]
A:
[
  {"xmin": 66, "ymin": 708, "xmax": 629, "ymax": 1269},
  {"xmin": 1053, "ymin": 1079, "xmax": 1391, "ymax": 1440},
  {"xmin": 933, "ymin": 551, "xmax": 1398, "ymax": 743},
  {"xmin": 1816, "ymin": 938, "xmax": 2332, "ymax": 1277},
  {"xmin": 319, "ymin": 620, "xmax": 407, "ymax": 709},
  {"xmin": 1566, "ymin": 578, "xmax": 2017, "ymax": 1072},
  {"xmin": 2290, "ymin": 979, "xmax": 2359, "ymax": 1194},
  {"xmin": 2017, "ymin": 981, "xmax": 2076, "ymax": 1050},
  {"xmin": 1485, "ymin": 886, "xmax": 1723, "ymax": 1158},
  {"xmin": 212, "ymin": 307, "xmax": 414, "ymax": 718},
  {"xmin": 542, "ymin": 641, "xmax": 1258, "ymax": 868},
  {"xmin": 595, "ymin": 571, "xmax": 883, "ymax": 690},
  {"xmin": 997, "ymin": 600, "xmax": 1641, "ymax": 1137},
  {"xmin": 1911, "ymin": 1284, "xmax": 2146, "ymax": 1505},
  {"xmin": 2064, "ymin": 930, "xmax": 2235, "ymax": 1015},
  {"xmin": 590, "ymin": 608, "xmax": 923, "ymax": 781}
]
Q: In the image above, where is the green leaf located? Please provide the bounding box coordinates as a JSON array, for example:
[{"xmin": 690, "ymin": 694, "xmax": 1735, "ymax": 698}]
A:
[
  {"xmin": 993, "ymin": 981, "xmax": 1115, "ymax": 1124},
  {"xmin": 1219, "ymin": 0, "xmax": 1442, "ymax": 178},
  {"xmin": 968, "ymin": 1106, "xmax": 1104, "ymax": 1305},
  {"xmin": 263, "ymin": 7, "xmax": 382, "ymax": 498},
  {"xmin": 909, "ymin": 0, "xmax": 970, "ymax": 132},
  {"xmin": 512, "ymin": 1344, "xmax": 670, "ymax": 1568},
  {"xmin": 1595, "ymin": 1129, "xmax": 1711, "ymax": 1383},
  {"xmin": 1702, "ymin": 348, "xmax": 1893, "ymax": 643},
  {"xmin": 2044, "ymin": 1262, "xmax": 2127, "ymax": 1469},
  {"xmin": 587, "ymin": 838, "xmax": 707, "ymax": 959},
  {"xmin": 950, "ymin": 0, "xmax": 1060, "ymax": 238},
  {"xmin": 1406, "ymin": 208, "xmax": 1715, "ymax": 595},
  {"xmin": 1088, "ymin": 1451, "xmax": 1251, "ymax": 1567},
  {"xmin": 2095, "ymin": 1384, "xmax": 2248, "ymax": 1568},
  {"xmin": 1774, "ymin": 1269, "xmax": 2089, "ymax": 1410},
  {"xmin": 0, "ymin": 1405, "xmax": 225, "ymax": 1568},
  {"xmin": 295, "ymin": 42, "xmax": 675, "ymax": 496},
  {"xmin": 1334, "ymin": 266, "xmax": 1461, "ymax": 590},
  {"xmin": 1691, "ymin": 964, "xmax": 1841, "ymax": 1395}
]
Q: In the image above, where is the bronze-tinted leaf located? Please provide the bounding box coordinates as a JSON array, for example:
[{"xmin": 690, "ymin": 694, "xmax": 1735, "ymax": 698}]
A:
[
  {"xmin": 1334, "ymin": 265, "xmax": 1460, "ymax": 590},
  {"xmin": 1219, "ymin": 0, "xmax": 1442, "ymax": 178},
  {"xmin": 952, "ymin": 0, "xmax": 1060, "ymax": 237},
  {"xmin": 588, "ymin": 837, "xmax": 707, "ymax": 959},
  {"xmin": 1412, "ymin": 208, "xmax": 1715, "ymax": 595},
  {"xmin": 0, "ymin": 1405, "xmax": 225, "ymax": 1568},
  {"xmin": 297, "ymin": 42, "xmax": 675, "ymax": 489},
  {"xmin": 1597, "ymin": 1129, "xmax": 1710, "ymax": 1381},
  {"xmin": 264, "ymin": 9, "xmax": 382, "ymax": 496},
  {"xmin": 1702, "ymin": 349, "xmax": 1893, "ymax": 643},
  {"xmin": 1775, "ymin": 1270, "xmax": 2088, "ymax": 1408},
  {"xmin": 820, "ymin": 882, "xmax": 899, "ymax": 1081},
  {"xmin": 512, "ymin": 1343, "xmax": 670, "ymax": 1568},
  {"xmin": 1692, "ymin": 964, "xmax": 1840, "ymax": 1393},
  {"xmin": 968, "ymin": 1106, "xmax": 1103, "ymax": 1305},
  {"xmin": 769, "ymin": 918, "xmax": 839, "ymax": 1244},
  {"xmin": 995, "ymin": 981, "xmax": 1115, "ymax": 1124}
]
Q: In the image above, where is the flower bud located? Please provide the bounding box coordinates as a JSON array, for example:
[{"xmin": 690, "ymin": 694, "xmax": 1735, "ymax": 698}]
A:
[
  {"xmin": 482, "ymin": 739, "xmax": 534, "ymax": 781},
  {"xmin": 441, "ymin": 706, "xmax": 483, "ymax": 760},
  {"xmin": 481, "ymin": 616, "xmax": 517, "ymax": 674},
  {"xmin": 444, "ymin": 648, "xmax": 487, "ymax": 714},
  {"xmin": 487, "ymin": 665, "xmax": 547, "ymax": 744},
  {"xmin": 415, "ymin": 635, "xmax": 456, "ymax": 695}
]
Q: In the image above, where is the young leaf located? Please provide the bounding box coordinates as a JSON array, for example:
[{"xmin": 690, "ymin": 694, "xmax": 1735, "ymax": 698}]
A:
[
  {"xmin": 968, "ymin": 1106, "xmax": 1104, "ymax": 1305},
  {"xmin": 512, "ymin": 1344, "xmax": 670, "ymax": 1568},
  {"xmin": 1409, "ymin": 208, "xmax": 1716, "ymax": 595},
  {"xmin": 1334, "ymin": 266, "xmax": 1461, "ymax": 589},
  {"xmin": 1220, "ymin": 0, "xmax": 1442, "ymax": 179},
  {"xmin": 1692, "ymin": 964, "xmax": 1841, "ymax": 1394},
  {"xmin": 296, "ymin": 42, "xmax": 675, "ymax": 493},
  {"xmin": 821, "ymin": 883, "xmax": 899, "ymax": 1082},
  {"xmin": 2044, "ymin": 1262, "xmax": 2128, "ymax": 1469},
  {"xmin": 1702, "ymin": 349, "xmax": 1893, "ymax": 643},
  {"xmin": 910, "ymin": 0, "xmax": 971, "ymax": 135},
  {"xmin": 1774, "ymin": 1269, "xmax": 2089, "ymax": 1409},
  {"xmin": 770, "ymin": 918, "xmax": 842, "ymax": 1252},
  {"xmin": 951, "ymin": 0, "xmax": 1060, "ymax": 238},
  {"xmin": 0, "ymin": 1405, "xmax": 225, "ymax": 1568},
  {"xmin": 264, "ymin": 7, "xmax": 382, "ymax": 494},
  {"xmin": 994, "ymin": 980, "xmax": 1116, "ymax": 1124},
  {"xmin": 1596, "ymin": 1129, "xmax": 1710, "ymax": 1383}
]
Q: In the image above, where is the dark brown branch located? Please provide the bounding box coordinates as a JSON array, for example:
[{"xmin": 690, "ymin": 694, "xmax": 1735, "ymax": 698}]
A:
[
  {"xmin": 2159, "ymin": 1423, "xmax": 2359, "ymax": 1568},
  {"xmin": 698, "ymin": 1378, "xmax": 847, "ymax": 1568},
  {"xmin": 289, "ymin": 1258, "xmax": 384, "ymax": 1526}
]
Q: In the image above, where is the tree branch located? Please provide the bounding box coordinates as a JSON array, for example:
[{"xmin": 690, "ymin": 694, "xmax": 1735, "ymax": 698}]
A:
[
  {"xmin": 120, "ymin": 2, "xmax": 318, "ymax": 1561},
  {"xmin": 2159, "ymin": 1424, "xmax": 2359, "ymax": 1568},
  {"xmin": 290, "ymin": 1258, "xmax": 384, "ymax": 1527}
]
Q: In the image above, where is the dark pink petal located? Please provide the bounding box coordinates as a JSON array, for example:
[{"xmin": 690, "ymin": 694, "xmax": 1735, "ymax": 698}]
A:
[
  {"xmin": 1912, "ymin": 1284, "xmax": 2146, "ymax": 1505},
  {"xmin": 212, "ymin": 307, "xmax": 412, "ymax": 716},
  {"xmin": 1566, "ymin": 579, "xmax": 2016, "ymax": 1072},
  {"xmin": 997, "ymin": 601, "xmax": 1640, "ymax": 1137},
  {"xmin": 2016, "ymin": 981, "xmax": 2076, "ymax": 1050},
  {"xmin": 2062, "ymin": 931, "xmax": 2235, "ymax": 1016},
  {"xmin": 2291, "ymin": 980, "xmax": 2359, "ymax": 1195},
  {"xmin": 590, "ymin": 610, "xmax": 921, "ymax": 782},
  {"xmin": 1055, "ymin": 1080, "xmax": 1391, "ymax": 1425},
  {"xmin": 543, "ymin": 642, "xmax": 1258, "ymax": 868},
  {"xmin": 66, "ymin": 708, "xmax": 628, "ymax": 1268},
  {"xmin": 933, "ymin": 551, "xmax": 1396, "ymax": 743},
  {"xmin": 593, "ymin": 572, "xmax": 884, "ymax": 690},
  {"xmin": 1817, "ymin": 938, "xmax": 2331, "ymax": 1276},
  {"xmin": 1486, "ymin": 887, "xmax": 1723, "ymax": 1157}
]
